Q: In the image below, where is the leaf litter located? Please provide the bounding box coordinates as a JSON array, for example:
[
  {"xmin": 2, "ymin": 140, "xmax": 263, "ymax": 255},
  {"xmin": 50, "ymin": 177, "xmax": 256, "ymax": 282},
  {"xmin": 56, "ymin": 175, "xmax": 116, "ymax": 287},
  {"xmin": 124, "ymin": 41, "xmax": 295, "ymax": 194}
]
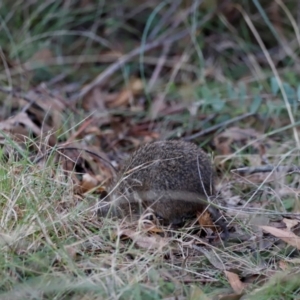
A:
[
  {"xmin": 0, "ymin": 1, "xmax": 300, "ymax": 298},
  {"xmin": 1, "ymin": 80, "xmax": 300, "ymax": 299}
]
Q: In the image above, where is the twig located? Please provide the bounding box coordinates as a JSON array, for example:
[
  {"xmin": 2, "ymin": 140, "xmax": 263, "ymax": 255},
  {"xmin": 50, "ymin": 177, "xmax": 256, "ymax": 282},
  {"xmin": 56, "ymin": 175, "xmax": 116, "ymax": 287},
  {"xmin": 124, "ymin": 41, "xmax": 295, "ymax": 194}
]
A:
[
  {"xmin": 184, "ymin": 112, "xmax": 255, "ymax": 140},
  {"xmin": 0, "ymin": 86, "xmax": 37, "ymax": 113},
  {"xmin": 0, "ymin": 85, "xmax": 76, "ymax": 113},
  {"xmin": 232, "ymin": 165, "xmax": 300, "ymax": 175},
  {"xmin": 33, "ymin": 146, "xmax": 118, "ymax": 173},
  {"xmin": 148, "ymin": 43, "xmax": 171, "ymax": 92},
  {"xmin": 71, "ymin": 30, "xmax": 188, "ymax": 102},
  {"xmin": 71, "ymin": 9, "xmax": 217, "ymax": 102},
  {"xmin": 46, "ymin": 73, "xmax": 68, "ymax": 86}
]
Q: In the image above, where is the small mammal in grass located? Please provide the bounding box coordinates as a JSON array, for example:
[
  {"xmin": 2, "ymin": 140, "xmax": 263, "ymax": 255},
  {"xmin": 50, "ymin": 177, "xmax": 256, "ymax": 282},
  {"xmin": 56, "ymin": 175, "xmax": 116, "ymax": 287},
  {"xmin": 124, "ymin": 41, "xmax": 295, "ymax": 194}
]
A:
[{"xmin": 98, "ymin": 140, "xmax": 227, "ymax": 239}]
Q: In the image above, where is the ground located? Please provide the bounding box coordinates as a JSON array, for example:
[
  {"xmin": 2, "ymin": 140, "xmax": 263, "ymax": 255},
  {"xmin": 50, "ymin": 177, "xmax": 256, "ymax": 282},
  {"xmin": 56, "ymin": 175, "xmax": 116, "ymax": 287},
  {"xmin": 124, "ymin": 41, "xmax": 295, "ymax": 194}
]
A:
[{"xmin": 0, "ymin": 1, "xmax": 300, "ymax": 299}]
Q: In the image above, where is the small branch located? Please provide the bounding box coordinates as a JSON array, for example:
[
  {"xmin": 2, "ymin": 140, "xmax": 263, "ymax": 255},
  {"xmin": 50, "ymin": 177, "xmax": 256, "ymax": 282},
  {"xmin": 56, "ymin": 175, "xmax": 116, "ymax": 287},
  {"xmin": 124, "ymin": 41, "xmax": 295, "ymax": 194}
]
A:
[
  {"xmin": 147, "ymin": 43, "xmax": 171, "ymax": 92},
  {"xmin": 184, "ymin": 112, "xmax": 255, "ymax": 140},
  {"xmin": 71, "ymin": 30, "xmax": 188, "ymax": 102},
  {"xmin": 71, "ymin": 9, "xmax": 218, "ymax": 102},
  {"xmin": 34, "ymin": 146, "xmax": 118, "ymax": 173},
  {"xmin": 232, "ymin": 165, "xmax": 300, "ymax": 175},
  {"xmin": 0, "ymin": 86, "xmax": 36, "ymax": 113}
]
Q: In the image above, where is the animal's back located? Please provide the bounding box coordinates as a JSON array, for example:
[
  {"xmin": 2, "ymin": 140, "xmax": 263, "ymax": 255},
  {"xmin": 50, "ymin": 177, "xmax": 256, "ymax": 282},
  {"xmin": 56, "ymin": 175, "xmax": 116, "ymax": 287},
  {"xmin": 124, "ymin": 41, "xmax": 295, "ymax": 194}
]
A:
[
  {"xmin": 111, "ymin": 140, "xmax": 215, "ymax": 224},
  {"xmin": 121, "ymin": 140, "xmax": 214, "ymax": 193}
]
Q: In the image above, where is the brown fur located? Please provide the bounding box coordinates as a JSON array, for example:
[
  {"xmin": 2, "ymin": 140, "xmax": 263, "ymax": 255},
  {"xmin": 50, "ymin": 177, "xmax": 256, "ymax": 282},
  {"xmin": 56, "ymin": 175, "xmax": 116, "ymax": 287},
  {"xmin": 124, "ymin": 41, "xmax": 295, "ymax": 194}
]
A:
[{"xmin": 98, "ymin": 140, "xmax": 227, "ymax": 237}]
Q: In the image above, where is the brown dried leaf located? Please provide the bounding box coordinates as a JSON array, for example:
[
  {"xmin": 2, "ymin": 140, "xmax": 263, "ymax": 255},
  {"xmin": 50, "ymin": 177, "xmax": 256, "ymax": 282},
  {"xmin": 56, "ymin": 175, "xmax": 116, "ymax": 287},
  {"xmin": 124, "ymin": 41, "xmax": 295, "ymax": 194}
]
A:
[
  {"xmin": 214, "ymin": 126, "xmax": 273, "ymax": 159},
  {"xmin": 19, "ymin": 88, "xmax": 65, "ymax": 131},
  {"xmin": 196, "ymin": 247, "xmax": 225, "ymax": 270},
  {"xmin": 279, "ymin": 260, "xmax": 288, "ymax": 271},
  {"xmin": 260, "ymin": 225, "xmax": 300, "ymax": 250},
  {"xmin": 218, "ymin": 294, "xmax": 243, "ymax": 300},
  {"xmin": 2, "ymin": 125, "xmax": 30, "ymax": 145},
  {"xmin": 224, "ymin": 271, "xmax": 246, "ymax": 294},
  {"xmin": 282, "ymin": 218, "xmax": 299, "ymax": 231},
  {"xmin": 0, "ymin": 232, "xmax": 15, "ymax": 247},
  {"xmin": 82, "ymin": 87, "xmax": 107, "ymax": 111},
  {"xmin": 56, "ymin": 146, "xmax": 114, "ymax": 186},
  {"xmin": 216, "ymin": 183, "xmax": 242, "ymax": 206},
  {"xmin": 108, "ymin": 78, "xmax": 143, "ymax": 108},
  {"xmin": 197, "ymin": 210, "xmax": 216, "ymax": 232},
  {"xmin": 110, "ymin": 90, "xmax": 132, "ymax": 107},
  {"xmin": 0, "ymin": 112, "xmax": 40, "ymax": 135},
  {"xmin": 64, "ymin": 244, "xmax": 79, "ymax": 260},
  {"xmin": 65, "ymin": 117, "xmax": 95, "ymax": 144},
  {"xmin": 0, "ymin": 112, "xmax": 46, "ymax": 148},
  {"xmin": 128, "ymin": 125, "xmax": 160, "ymax": 141},
  {"xmin": 81, "ymin": 173, "xmax": 99, "ymax": 193},
  {"xmin": 120, "ymin": 229, "xmax": 169, "ymax": 250},
  {"xmin": 142, "ymin": 223, "xmax": 164, "ymax": 233},
  {"xmin": 189, "ymin": 285, "xmax": 210, "ymax": 300},
  {"xmin": 8, "ymin": 90, "xmax": 66, "ymax": 146}
]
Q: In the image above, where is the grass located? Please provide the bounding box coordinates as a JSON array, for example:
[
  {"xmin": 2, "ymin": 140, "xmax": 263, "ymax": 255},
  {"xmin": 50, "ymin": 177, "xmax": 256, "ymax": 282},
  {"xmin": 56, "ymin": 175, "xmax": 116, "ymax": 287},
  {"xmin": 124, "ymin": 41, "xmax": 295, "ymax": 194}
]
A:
[
  {"xmin": 0, "ymin": 152, "xmax": 223, "ymax": 298},
  {"xmin": 0, "ymin": 144, "xmax": 299, "ymax": 299},
  {"xmin": 1, "ymin": 0, "xmax": 300, "ymax": 299}
]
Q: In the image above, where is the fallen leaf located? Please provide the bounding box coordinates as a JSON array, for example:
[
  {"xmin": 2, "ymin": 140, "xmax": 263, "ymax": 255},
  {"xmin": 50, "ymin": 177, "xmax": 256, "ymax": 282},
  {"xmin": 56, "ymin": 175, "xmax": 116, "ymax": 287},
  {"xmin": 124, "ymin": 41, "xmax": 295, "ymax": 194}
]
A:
[
  {"xmin": 224, "ymin": 271, "xmax": 246, "ymax": 294},
  {"xmin": 195, "ymin": 247, "xmax": 225, "ymax": 270},
  {"xmin": 65, "ymin": 117, "xmax": 95, "ymax": 144},
  {"xmin": 260, "ymin": 225, "xmax": 300, "ymax": 250},
  {"xmin": 0, "ymin": 232, "xmax": 14, "ymax": 246},
  {"xmin": 197, "ymin": 210, "xmax": 216, "ymax": 232},
  {"xmin": 189, "ymin": 284, "xmax": 210, "ymax": 300},
  {"xmin": 279, "ymin": 260, "xmax": 288, "ymax": 270},
  {"xmin": 0, "ymin": 112, "xmax": 40, "ymax": 135},
  {"xmin": 218, "ymin": 293, "xmax": 243, "ymax": 300},
  {"xmin": 0, "ymin": 112, "xmax": 50, "ymax": 148},
  {"xmin": 141, "ymin": 222, "xmax": 164, "ymax": 233},
  {"xmin": 214, "ymin": 126, "xmax": 273, "ymax": 160},
  {"xmin": 82, "ymin": 87, "xmax": 108, "ymax": 111},
  {"xmin": 64, "ymin": 244, "xmax": 79, "ymax": 260},
  {"xmin": 28, "ymin": 88, "xmax": 65, "ymax": 127},
  {"xmin": 81, "ymin": 173, "xmax": 99, "ymax": 193},
  {"xmin": 282, "ymin": 218, "xmax": 299, "ymax": 231},
  {"xmin": 119, "ymin": 229, "xmax": 169, "ymax": 250},
  {"xmin": 108, "ymin": 78, "xmax": 143, "ymax": 108}
]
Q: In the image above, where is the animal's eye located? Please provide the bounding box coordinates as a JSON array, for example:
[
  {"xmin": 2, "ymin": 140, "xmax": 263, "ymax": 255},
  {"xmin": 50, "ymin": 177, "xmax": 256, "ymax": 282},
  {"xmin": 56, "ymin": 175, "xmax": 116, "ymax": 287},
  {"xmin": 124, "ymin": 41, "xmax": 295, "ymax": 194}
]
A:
[{"xmin": 100, "ymin": 190, "xmax": 108, "ymax": 199}]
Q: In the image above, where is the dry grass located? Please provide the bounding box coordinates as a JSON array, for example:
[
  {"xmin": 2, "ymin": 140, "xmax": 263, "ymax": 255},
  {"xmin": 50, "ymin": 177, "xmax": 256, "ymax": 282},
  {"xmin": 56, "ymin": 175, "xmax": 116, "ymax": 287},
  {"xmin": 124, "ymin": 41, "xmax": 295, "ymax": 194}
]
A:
[{"xmin": 0, "ymin": 0, "xmax": 300, "ymax": 299}]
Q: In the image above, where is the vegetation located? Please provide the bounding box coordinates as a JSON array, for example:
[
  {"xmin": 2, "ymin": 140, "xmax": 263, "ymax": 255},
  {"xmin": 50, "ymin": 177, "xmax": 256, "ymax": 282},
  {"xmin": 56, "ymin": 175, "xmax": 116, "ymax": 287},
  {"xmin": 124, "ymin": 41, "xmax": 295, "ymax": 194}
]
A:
[{"xmin": 0, "ymin": 0, "xmax": 300, "ymax": 299}]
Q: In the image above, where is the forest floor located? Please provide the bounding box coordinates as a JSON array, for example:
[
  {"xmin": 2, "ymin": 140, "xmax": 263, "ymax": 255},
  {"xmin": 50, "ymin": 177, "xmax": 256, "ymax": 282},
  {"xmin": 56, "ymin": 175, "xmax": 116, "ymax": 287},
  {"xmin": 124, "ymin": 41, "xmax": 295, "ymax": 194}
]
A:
[{"xmin": 0, "ymin": 1, "xmax": 300, "ymax": 299}]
